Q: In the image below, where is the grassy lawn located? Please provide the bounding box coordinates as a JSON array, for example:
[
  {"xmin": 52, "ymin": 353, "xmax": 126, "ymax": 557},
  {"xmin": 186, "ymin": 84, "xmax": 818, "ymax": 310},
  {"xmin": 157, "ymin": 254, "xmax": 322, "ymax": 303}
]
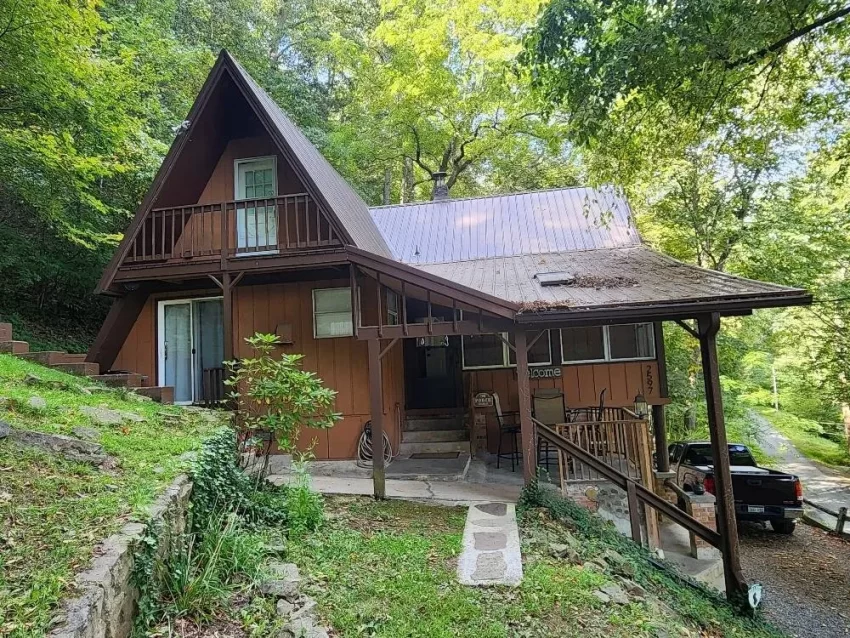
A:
[
  {"xmin": 286, "ymin": 496, "xmax": 783, "ymax": 638},
  {"xmin": 0, "ymin": 354, "xmax": 222, "ymax": 637},
  {"xmin": 756, "ymin": 407, "xmax": 850, "ymax": 468}
]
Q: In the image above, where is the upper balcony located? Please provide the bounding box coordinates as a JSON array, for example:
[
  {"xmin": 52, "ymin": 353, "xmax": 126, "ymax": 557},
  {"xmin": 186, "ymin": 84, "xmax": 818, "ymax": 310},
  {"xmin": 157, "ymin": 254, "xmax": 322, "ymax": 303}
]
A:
[{"xmin": 116, "ymin": 193, "xmax": 345, "ymax": 280}]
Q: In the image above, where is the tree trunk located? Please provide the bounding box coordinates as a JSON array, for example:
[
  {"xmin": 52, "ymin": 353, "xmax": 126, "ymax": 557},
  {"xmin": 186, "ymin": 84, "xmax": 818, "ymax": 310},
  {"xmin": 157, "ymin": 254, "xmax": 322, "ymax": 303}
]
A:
[
  {"xmin": 401, "ymin": 157, "xmax": 414, "ymax": 203},
  {"xmin": 843, "ymin": 403, "xmax": 850, "ymax": 453},
  {"xmin": 383, "ymin": 167, "xmax": 392, "ymax": 205}
]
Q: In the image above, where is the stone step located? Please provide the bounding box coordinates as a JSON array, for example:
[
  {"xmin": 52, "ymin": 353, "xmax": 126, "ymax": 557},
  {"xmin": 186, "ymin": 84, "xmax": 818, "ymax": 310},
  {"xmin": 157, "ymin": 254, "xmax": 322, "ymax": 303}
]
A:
[
  {"xmin": 51, "ymin": 362, "xmax": 100, "ymax": 376},
  {"xmin": 0, "ymin": 323, "xmax": 11, "ymax": 342},
  {"xmin": 404, "ymin": 416, "xmax": 466, "ymax": 432},
  {"xmin": 59, "ymin": 353, "xmax": 88, "ymax": 364},
  {"xmin": 131, "ymin": 386, "xmax": 175, "ymax": 404},
  {"xmin": 91, "ymin": 373, "xmax": 146, "ymax": 388},
  {"xmin": 398, "ymin": 440, "xmax": 471, "ymax": 456},
  {"xmin": 0, "ymin": 340, "xmax": 29, "ymax": 354},
  {"xmin": 18, "ymin": 351, "xmax": 67, "ymax": 366},
  {"xmin": 403, "ymin": 429, "xmax": 469, "ymax": 443}
]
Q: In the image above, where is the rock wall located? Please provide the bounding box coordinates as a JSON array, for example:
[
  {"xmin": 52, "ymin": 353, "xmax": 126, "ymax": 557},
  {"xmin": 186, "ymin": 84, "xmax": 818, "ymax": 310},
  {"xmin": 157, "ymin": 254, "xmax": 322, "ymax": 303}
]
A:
[{"xmin": 48, "ymin": 475, "xmax": 193, "ymax": 638}]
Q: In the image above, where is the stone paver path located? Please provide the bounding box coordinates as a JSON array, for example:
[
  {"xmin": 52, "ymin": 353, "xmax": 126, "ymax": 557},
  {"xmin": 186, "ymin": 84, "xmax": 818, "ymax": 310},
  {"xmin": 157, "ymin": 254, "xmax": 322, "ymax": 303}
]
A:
[{"xmin": 457, "ymin": 501, "xmax": 523, "ymax": 586}]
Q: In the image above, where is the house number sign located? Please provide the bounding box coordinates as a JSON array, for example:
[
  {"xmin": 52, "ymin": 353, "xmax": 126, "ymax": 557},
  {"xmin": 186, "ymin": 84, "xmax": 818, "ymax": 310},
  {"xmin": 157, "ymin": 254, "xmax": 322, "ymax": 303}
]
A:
[{"xmin": 528, "ymin": 367, "xmax": 562, "ymax": 379}]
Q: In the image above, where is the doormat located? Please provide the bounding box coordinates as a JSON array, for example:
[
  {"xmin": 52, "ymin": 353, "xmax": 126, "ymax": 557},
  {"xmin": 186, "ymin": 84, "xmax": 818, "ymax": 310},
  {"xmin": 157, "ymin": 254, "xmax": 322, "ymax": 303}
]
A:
[{"xmin": 409, "ymin": 452, "xmax": 460, "ymax": 460}]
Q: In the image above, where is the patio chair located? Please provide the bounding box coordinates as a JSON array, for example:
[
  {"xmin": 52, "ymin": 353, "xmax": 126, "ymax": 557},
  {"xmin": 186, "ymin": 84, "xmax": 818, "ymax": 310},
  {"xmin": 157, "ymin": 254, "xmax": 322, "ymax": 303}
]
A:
[
  {"xmin": 492, "ymin": 392, "xmax": 521, "ymax": 472},
  {"xmin": 532, "ymin": 389, "xmax": 567, "ymax": 473}
]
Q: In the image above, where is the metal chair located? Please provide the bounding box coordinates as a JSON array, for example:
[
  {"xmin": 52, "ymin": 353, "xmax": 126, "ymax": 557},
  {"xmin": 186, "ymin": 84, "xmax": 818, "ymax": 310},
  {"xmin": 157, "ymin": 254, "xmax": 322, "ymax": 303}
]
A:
[
  {"xmin": 492, "ymin": 392, "xmax": 521, "ymax": 471},
  {"xmin": 532, "ymin": 389, "xmax": 566, "ymax": 473}
]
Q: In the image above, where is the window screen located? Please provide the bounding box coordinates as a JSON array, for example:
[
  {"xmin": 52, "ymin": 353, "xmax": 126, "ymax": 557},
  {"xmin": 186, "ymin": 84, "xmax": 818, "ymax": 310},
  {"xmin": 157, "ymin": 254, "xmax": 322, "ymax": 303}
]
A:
[
  {"xmin": 314, "ymin": 288, "xmax": 353, "ymax": 338},
  {"xmin": 561, "ymin": 326, "xmax": 605, "ymax": 362},
  {"xmin": 609, "ymin": 323, "xmax": 655, "ymax": 360},
  {"xmin": 462, "ymin": 334, "xmax": 505, "ymax": 368},
  {"xmin": 508, "ymin": 330, "xmax": 552, "ymax": 365}
]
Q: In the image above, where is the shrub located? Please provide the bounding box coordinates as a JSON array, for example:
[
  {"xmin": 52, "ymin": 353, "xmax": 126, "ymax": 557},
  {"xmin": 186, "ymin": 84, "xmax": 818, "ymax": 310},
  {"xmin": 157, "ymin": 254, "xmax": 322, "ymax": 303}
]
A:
[{"xmin": 285, "ymin": 462, "xmax": 324, "ymax": 535}]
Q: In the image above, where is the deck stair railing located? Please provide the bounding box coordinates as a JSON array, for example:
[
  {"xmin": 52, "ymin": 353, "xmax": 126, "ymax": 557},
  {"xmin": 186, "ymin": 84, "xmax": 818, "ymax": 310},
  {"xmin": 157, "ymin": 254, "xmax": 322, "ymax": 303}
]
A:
[
  {"xmin": 124, "ymin": 193, "xmax": 341, "ymax": 264},
  {"xmin": 534, "ymin": 419, "xmax": 722, "ymax": 550}
]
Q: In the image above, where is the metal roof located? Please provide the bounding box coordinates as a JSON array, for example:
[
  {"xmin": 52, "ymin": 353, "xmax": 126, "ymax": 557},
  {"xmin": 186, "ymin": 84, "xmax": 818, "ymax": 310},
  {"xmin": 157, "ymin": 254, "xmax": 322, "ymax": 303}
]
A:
[
  {"xmin": 415, "ymin": 247, "xmax": 808, "ymax": 312},
  {"xmin": 227, "ymin": 53, "xmax": 393, "ymax": 258},
  {"xmin": 369, "ymin": 187, "xmax": 639, "ymax": 264}
]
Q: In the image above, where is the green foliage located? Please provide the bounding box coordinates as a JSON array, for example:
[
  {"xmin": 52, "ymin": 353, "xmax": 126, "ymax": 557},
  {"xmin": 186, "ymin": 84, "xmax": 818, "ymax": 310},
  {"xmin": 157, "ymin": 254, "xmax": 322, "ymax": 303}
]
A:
[
  {"xmin": 225, "ymin": 333, "xmax": 340, "ymax": 460},
  {"xmin": 757, "ymin": 408, "xmax": 850, "ymax": 468},
  {"xmin": 284, "ymin": 463, "xmax": 325, "ymax": 536}
]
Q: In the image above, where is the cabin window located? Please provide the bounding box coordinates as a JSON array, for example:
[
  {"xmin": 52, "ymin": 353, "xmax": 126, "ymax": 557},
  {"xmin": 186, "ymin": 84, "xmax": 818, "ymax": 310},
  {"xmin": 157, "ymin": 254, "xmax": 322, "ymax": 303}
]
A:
[
  {"xmin": 235, "ymin": 156, "xmax": 277, "ymax": 251},
  {"xmin": 560, "ymin": 323, "xmax": 655, "ymax": 363},
  {"xmin": 462, "ymin": 330, "xmax": 551, "ymax": 369},
  {"xmin": 313, "ymin": 288, "xmax": 353, "ymax": 338},
  {"xmin": 386, "ymin": 289, "xmax": 400, "ymax": 326}
]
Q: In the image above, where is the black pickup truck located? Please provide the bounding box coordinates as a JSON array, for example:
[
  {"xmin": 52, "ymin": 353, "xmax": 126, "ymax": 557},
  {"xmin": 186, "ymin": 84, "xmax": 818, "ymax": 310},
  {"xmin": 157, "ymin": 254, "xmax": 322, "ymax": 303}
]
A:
[{"xmin": 668, "ymin": 441, "xmax": 804, "ymax": 534}]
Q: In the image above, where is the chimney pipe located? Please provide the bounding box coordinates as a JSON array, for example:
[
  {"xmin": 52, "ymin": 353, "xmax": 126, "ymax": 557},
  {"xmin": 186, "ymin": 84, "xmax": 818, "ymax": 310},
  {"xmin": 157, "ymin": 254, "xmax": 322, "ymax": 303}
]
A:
[{"xmin": 432, "ymin": 171, "xmax": 449, "ymax": 200}]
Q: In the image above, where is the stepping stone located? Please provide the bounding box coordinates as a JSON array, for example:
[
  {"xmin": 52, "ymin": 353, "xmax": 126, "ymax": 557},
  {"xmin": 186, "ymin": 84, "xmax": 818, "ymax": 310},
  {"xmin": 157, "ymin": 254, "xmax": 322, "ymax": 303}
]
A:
[{"xmin": 457, "ymin": 501, "xmax": 522, "ymax": 586}]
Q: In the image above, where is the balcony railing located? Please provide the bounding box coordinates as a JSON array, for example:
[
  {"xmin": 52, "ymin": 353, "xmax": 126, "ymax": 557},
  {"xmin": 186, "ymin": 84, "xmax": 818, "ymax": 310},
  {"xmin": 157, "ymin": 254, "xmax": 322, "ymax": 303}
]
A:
[{"xmin": 124, "ymin": 193, "xmax": 342, "ymax": 265}]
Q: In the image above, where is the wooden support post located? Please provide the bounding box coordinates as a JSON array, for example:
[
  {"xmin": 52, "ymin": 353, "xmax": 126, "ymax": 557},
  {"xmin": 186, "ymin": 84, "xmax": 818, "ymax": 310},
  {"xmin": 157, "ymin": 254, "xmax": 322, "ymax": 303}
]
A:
[
  {"xmin": 368, "ymin": 339, "xmax": 386, "ymax": 500},
  {"xmin": 653, "ymin": 404, "xmax": 670, "ymax": 473},
  {"xmin": 626, "ymin": 480, "xmax": 642, "ymax": 543},
  {"xmin": 515, "ymin": 329, "xmax": 536, "ymax": 482},
  {"xmin": 698, "ymin": 312, "xmax": 748, "ymax": 603},
  {"xmin": 222, "ymin": 271, "xmax": 234, "ymax": 364}
]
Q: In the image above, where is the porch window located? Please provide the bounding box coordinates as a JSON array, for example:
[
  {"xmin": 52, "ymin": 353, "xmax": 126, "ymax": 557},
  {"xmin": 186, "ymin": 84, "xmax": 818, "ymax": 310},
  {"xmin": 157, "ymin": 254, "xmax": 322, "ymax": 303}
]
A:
[
  {"xmin": 313, "ymin": 287, "xmax": 353, "ymax": 338},
  {"xmin": 560, "ymin": 323, "xmax": 655, "ymax": 363},
  {"xmin": 386, "ymin": 289, "xmax": 400, "ymax": 326},
  {"xmin": 462, "ymin": 330, "xmax": 551, "ymax": 369}
]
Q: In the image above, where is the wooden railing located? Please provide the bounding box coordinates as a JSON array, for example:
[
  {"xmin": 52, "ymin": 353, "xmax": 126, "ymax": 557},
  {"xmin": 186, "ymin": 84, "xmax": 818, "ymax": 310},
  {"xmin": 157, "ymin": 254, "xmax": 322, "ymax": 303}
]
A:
[
  {"xmin": 201, "ymin": 367, "xmax": 226, "ymax": 408},
  {"xmin": 535, "ymin": 419, "xmax": 722, "ymax": 550},
  {"xmin": 124, "ymin": 193, "xmax": 342, "ymax": 264}
]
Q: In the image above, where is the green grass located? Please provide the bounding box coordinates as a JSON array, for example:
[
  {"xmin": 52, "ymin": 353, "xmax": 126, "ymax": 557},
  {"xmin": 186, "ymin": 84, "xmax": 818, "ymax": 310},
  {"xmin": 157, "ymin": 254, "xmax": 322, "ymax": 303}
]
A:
[
  {"xmin": 0, "ymin": 354, "xmax": 222, "ymax": 637},
  {"xmin": 284, "ymin": 496, "xmax": 783, "ymax": 638},
  {"xmin": 756, "ymin": 407, "xmax": 850, "ymax": 468}
]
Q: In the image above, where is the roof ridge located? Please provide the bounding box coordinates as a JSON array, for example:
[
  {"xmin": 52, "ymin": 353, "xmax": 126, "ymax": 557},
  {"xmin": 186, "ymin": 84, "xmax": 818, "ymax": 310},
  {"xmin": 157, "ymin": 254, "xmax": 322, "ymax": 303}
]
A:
[{"xmin": 368, "ymin": 185, "xmax": 610, "ymax": 211}]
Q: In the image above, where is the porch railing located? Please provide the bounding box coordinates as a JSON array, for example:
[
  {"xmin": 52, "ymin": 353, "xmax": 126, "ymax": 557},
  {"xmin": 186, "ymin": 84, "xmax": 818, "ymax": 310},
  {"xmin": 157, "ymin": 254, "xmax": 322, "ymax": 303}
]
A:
[
  {"xmin": 201, "ymin": 367, "xmax": 226, "ymax": 408},
  {"xmin": 124, "ymin": 193, "xmax": 342, "ymax": 264}
]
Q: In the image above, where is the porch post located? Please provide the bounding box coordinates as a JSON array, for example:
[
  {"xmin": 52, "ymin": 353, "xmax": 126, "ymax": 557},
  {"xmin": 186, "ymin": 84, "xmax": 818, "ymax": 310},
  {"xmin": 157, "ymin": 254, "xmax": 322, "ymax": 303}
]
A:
[
  {"xmin": 697, "ymin": 312, "xmax": 747, "ymax": 602},
  {"xmin": 368, "ymin": 338, "xmax": 386, "ymax": 499},
  {"xmin": 515, "ymin": 328, "xmax": 536, "ymax": 483},
  {"xmin": 652, "ymin": 405, "xmax": 669, "ymax": 472},
  {"xmin": 222, "ymin": 271, "xmax": 233, "ymax": 364}
]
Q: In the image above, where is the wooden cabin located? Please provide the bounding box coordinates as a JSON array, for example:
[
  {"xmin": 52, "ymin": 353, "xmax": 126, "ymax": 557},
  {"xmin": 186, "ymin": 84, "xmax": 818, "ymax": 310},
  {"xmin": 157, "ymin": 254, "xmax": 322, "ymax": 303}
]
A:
[{"xmin": 89, "ymin": 49, "xmax": 809, "ymax": 473}]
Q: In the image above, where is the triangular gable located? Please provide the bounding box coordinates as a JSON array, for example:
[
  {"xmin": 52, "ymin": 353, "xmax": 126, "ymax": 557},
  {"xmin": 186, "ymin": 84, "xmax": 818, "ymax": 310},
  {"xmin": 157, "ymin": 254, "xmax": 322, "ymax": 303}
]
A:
[{"xmin": 97, "ymin": 50, "xmax": 390, "ymax": 293}]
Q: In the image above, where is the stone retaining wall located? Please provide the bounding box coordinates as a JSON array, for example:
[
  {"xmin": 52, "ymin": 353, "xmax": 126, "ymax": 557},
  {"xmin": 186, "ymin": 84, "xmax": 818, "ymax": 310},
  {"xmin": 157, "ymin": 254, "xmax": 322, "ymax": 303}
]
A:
[{"xmin": 48, "ymin": 475, "xmax": 193, "ymax": 638}]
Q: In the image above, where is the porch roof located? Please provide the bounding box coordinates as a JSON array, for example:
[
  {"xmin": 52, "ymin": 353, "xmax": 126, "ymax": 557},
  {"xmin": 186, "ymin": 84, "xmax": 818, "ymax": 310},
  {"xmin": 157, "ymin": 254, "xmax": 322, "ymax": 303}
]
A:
[{"xmin": 411, "ymin": 246, "xmax": 811, "ymax": 319}]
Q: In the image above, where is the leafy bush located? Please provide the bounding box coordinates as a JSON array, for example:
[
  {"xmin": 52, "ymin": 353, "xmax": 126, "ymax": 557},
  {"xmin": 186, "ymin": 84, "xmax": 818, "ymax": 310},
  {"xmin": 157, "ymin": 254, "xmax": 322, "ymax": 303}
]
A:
[{"xmin": 285, "ymin": 463, "xmax": 324, "ymax": 536}]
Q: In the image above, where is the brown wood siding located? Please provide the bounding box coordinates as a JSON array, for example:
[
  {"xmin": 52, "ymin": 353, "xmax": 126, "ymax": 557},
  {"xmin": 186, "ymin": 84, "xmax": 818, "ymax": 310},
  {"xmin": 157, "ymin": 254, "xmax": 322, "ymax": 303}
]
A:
[
  {"xmin": 467, "ymin": 361, "xmax": 662, "ymax": 454},
  {"xmin": 112, "ymin": 298, "xmax": 156, "ymax": 385}
]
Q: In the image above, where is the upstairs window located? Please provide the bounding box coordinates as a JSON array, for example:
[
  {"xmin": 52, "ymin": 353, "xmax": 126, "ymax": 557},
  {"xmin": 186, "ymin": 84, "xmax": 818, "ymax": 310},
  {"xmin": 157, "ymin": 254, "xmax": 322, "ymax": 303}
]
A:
[
  {"xmin": 235, "ymin": 156, "xmax": 277, "ymax": 251},
  {"xmin": 386, "ymin": 289, "xmax": 400, "ymax": 326},
  {"xmin": 560, "ymin": 323, "xmax": 656, "ymax": 363},
  {"xmin": 313, "ymin": 288, "xmax": 353, "ymax": 338}
]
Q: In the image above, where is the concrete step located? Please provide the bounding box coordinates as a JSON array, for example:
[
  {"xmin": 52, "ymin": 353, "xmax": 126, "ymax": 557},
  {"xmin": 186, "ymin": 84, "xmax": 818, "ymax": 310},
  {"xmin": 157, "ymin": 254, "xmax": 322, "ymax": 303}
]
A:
[
  {"xmin": 405, "ymin": 416, "xmax": 466, "ymax": 432},
  {"xmin": 131, "ymin": 386, "xmax": 174, "ymax": 404},
  {"xmin": 398, "ymin": 440, "xmax": 471, "ymax": 456},
  {"xmin": 91, "ymin": 373, "xmax": 145, "ymax": 388},
  {"xmin": 403, "ymin": 429, "xmax": 469, "ymax": 443},
  {"xmin": 0, "ymin": 340, "xmax": 29, "ymax": 354},
  {"xmin": 51, "ymin": 362, "xmax": 100, "ymax": 376},
  {"xmin": 0, "ymin": 323, "xmax": 12, "ymax": 342},
  {"xmin": 18, "ymin": 351, "xmax": 67, "ymax": 366}
]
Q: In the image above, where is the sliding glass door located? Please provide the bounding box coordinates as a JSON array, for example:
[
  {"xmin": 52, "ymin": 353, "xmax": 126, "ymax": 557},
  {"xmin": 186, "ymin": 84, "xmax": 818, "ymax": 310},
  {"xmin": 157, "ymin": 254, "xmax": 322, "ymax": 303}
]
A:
[{"xmin": 158, "ymin": 298, "xmax": 224, "ymax": 404}]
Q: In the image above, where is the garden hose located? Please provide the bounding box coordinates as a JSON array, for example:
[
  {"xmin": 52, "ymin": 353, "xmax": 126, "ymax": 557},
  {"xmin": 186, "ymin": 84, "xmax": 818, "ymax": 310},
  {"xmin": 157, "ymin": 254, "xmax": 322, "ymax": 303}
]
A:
[{"xmin": 356, "ymin": 411, "xmax": 396, "ymax": 468}]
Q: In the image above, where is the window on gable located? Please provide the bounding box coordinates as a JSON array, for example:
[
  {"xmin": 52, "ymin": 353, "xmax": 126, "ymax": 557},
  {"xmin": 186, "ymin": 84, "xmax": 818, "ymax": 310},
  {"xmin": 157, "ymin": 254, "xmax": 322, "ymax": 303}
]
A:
[
  {"xmin": 235, "ymin": 157, "xmax": 277, "ymax": 251},
  {"xmin": 313, "ymin": 288, "xmax": 353, "ymax": 338}
]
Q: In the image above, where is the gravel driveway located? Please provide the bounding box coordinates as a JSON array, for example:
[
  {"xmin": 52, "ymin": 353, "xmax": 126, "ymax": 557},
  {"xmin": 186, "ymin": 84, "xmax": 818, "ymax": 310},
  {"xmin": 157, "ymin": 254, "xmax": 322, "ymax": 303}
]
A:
[{"xmin": 739, "ymin": 521, "xmax": 850, "ymax": 637}]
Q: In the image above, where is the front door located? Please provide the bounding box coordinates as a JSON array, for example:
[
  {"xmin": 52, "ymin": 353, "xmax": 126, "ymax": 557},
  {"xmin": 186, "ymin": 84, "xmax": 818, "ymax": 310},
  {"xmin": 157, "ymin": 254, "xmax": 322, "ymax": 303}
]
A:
[
  {"xmin": 403, "ymin": 336, "xmax": 463, "ymax": 410},
  {"xmin": 158, "ymin": 298, "xmax": 224, "ymax": 404}
]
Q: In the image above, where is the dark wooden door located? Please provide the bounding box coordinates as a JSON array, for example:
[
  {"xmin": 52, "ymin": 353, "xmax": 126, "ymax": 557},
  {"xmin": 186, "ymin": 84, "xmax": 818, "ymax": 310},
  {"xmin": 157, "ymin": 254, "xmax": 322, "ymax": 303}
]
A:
[{"xmin": 403, "ymin": 337, "xmax": 463, "ymax": 410}]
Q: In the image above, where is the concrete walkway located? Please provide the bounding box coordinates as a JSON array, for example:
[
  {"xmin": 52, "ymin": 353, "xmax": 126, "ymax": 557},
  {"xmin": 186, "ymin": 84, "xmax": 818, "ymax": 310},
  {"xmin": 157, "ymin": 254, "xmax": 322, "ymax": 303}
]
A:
[
  {"xmin": 750, "ymin": 410, "xmax": 850, "ymax": 533},
  {"xmin": 457, "ymin": 502, "xmax": 523, "ymax": 586},
  {"xmin": 267, "ymin": 473, "xmax": 522, "ymax": 505}
]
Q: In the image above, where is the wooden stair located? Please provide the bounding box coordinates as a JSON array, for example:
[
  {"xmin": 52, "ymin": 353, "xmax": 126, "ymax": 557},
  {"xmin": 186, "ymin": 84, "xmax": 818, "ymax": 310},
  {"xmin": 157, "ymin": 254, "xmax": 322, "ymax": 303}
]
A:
[{"xmin": 0, "ymin": 321, "xmax": 174, "ymax": 404}]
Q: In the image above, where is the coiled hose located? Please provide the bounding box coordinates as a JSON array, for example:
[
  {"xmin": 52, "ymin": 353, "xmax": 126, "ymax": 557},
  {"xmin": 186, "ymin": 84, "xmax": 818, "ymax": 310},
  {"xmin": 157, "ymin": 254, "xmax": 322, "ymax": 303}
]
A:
[{"xmin": 356, "ymin": 406, "xmax": 398, "ymax": 468}]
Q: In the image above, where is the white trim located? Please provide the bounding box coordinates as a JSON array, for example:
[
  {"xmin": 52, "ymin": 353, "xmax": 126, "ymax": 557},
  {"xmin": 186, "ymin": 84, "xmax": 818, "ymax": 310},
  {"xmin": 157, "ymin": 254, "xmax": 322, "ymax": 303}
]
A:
[
  {"xmin": 313, "ymin": 287, "xmax": 354, "ymax": 339},
  {"xmin": 233, "ymin": 155, "xmax": 277, "ymax": 200},
  {"xmin": 233, "ymin": 249, "xmax": 280, "ymax": 258},
  {"xmin": 157, "ymin": 296, "xmax": 223, "ymax": 405},
  {"xmin": 559, "ymin": 323, "xmax": 656, "ymax": 365}
]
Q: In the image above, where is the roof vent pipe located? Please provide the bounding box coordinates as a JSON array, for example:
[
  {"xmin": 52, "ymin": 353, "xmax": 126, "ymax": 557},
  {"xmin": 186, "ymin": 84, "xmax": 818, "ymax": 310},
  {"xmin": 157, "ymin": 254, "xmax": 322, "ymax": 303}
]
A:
[{"xmin": 432, "ymin": 171, "xmax": 450, "ymax": 201}]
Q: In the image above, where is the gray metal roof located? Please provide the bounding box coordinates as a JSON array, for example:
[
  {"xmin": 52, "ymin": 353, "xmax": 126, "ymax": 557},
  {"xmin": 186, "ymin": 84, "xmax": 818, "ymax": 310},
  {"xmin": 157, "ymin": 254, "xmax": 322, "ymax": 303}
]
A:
[
  {"xmin": 415, "ymin": 247, "xmax": 806, "ymax": 312},
  {"xmin": 227, "ymin": 53, "xmax": 393, "ymax": 258},
  {"xmin": 369, "ymin": 187, "xmax": 639, "ymax": 264}
]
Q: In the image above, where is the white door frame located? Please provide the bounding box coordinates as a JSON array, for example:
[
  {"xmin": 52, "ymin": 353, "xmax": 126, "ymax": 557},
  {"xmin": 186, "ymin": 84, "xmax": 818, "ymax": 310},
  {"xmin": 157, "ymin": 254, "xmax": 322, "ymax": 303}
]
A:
[{"xmin": 157, "ymin": 296, "xmax": 223, "ymax": 405}]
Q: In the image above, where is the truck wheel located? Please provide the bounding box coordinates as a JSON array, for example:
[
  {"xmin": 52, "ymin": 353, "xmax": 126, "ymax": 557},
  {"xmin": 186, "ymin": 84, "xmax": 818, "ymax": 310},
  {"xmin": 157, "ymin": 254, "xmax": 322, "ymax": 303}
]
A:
[{"xmin": 770, "ymin": 519, "xmax": 796, "ymax": 535}]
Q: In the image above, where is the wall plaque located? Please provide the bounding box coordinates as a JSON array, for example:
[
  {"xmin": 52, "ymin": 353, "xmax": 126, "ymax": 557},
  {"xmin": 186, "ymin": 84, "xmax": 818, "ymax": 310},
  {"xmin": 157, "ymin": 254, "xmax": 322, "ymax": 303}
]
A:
[
  {"xmin": 528, "ymin": 366, "xmax": 562, "ymax": 379},
  {"xmin": 473, "ymin": 392, "xmax": 494, "ymax": 408}
]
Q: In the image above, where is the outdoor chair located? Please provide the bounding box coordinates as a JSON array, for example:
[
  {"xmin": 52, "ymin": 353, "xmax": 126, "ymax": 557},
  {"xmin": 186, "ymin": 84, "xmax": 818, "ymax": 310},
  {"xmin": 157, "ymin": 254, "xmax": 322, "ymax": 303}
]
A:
[
  {"xmin": 492, "ymin": 392, "xmax": 521, "ymax": 471},
  {"xmin": 532, "ymin": 389, "xmax": 567, "ymax": 473}
]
